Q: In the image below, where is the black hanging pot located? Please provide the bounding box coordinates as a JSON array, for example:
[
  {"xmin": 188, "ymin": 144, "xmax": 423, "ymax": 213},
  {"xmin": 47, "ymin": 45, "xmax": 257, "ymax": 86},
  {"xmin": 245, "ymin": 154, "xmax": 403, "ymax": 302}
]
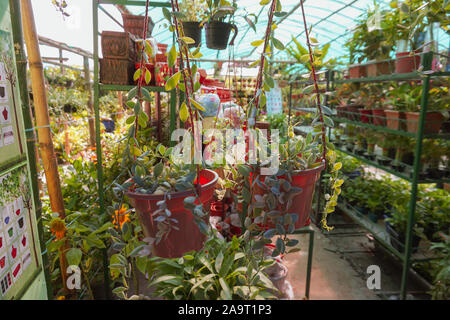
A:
[
  {"xmin": 205, "ymin": 21, "xmax": 238, "ymax": 50},
  {"xmin": 182, "ymin": 21, "xmax": 203, "ymax": 48}
]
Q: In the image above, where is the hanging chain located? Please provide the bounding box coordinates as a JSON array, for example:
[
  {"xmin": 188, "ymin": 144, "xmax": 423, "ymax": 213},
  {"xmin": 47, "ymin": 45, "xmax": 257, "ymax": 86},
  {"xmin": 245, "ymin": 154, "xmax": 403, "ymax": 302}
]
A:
[
  {"xmin": 253, "ymin": 0, "xmax": 277, "ymax": 114},
  {"xmin": 300, "ymin": 0, "xmax": 328, "ymax": 166}
]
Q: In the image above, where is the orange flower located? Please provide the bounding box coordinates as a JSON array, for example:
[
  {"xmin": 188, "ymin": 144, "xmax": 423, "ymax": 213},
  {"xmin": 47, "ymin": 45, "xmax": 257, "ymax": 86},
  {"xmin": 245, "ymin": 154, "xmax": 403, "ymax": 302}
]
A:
[
  {"xmin": 112, "ymin": 205, "xmax": 130, "ymax": 230},
  {"xmin": 50, "ymin": 218, "xmax": 66, "ymax": 240},
  {"xmin": 57, "ymin": 296, "xmax": 66, "ymax": 300}
]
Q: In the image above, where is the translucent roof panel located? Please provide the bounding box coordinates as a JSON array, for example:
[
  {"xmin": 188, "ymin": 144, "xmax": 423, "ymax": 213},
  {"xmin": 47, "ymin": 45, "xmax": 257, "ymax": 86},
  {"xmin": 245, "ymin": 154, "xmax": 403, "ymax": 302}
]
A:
[{"xmin": 117, "ymin": 0, "xmax": 447, "ymax": 67}]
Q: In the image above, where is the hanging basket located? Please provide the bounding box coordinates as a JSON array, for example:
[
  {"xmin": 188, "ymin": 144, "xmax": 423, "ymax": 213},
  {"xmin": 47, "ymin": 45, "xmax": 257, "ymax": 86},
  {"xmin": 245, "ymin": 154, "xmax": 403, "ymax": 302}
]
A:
[
  {"xmin": 205, "ymin": 21, "xmax": 238, "ymax": 50},
  {"xmin": 181, "ymin": 21, "xmax": 203, "ymax": 48},
  {"xmin": 254, "ymin": 164, "xmax": 325, "ymax": 230},
  {"xmin": 125, "ymin": 170, "xmax": 218, "ymax": 258}
]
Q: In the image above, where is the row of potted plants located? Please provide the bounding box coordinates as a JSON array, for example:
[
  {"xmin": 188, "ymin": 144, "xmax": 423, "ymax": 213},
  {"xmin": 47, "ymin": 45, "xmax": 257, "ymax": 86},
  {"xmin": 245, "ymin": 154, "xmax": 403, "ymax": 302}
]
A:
[
  {"xmin": 333, "ymin": 125, "xmax": 450, "ymax": 180},
  {"xmin": 339, "ymin": 160, "xmax": 449, "ymax": 254},
  {"xmin": 333, "ymin": 80, "xmax": 450, "ymax": 135},
  {"xmin": 344, "ymin": 0, "xmax": 448, "ymax": 77}
]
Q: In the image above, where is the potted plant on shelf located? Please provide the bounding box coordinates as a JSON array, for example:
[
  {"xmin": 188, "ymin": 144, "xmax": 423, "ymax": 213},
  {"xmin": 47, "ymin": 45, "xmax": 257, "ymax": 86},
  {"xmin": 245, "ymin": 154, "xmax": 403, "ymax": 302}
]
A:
[
  {"xmin": 385, "ymin": 82, "xmax": 412, "ymax": 131},
  {"xmin": 385, "ymin": 203, "xmax": 422, "ymax": 254},
  {"xmin": 345, "ymin": 5, "xmax": 395, "ymax": 78},
  {"xmin": 364, "ymin": 129, "xmax": 377, "ymax": 161},
  {"xmin": 377, "ymin": 133, "xmax": 397, "ymax": 165},
  {"xmin": 421, "ymin": 139, "xmax": 445, "ymax": 180},
  {"xmin": 391, "ymin": 136, "xmax": 413, "ymax": 172},
  {"xmin": 203, "ymin": 0, "xmax": 238, "ymax": 50},
  {"xmin": 178, "ymin": 0, "xmax": 208, "ymax": 48},
  {"xmin": 388, "ymin": 0, "xmax": 449, "ymax": 74}
]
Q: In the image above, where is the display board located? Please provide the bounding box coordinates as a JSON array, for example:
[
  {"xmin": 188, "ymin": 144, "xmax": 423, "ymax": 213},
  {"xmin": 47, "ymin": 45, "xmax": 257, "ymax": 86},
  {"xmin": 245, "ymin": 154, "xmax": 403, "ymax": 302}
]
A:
[{"xmin": 0, "ymin": 0, "xmax": 45, "ymax": 300}]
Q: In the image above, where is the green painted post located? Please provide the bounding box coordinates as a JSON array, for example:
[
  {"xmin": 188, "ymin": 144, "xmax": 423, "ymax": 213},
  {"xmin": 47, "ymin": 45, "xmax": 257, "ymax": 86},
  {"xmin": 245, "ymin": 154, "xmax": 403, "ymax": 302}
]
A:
[
  {"xmin": 306, "ymin": 229, "xmax": 314, "ymax": 299},
  {"xmin": 9, "ymin": 0, "xmax": 52, "ymax": 299},
  {"xmin": 400, "ymin": 52, "xmax": 432, "ymax": 300},
  {"xmin": 92, "ymin": 0, "xmax": 111, "ymax": 300}
]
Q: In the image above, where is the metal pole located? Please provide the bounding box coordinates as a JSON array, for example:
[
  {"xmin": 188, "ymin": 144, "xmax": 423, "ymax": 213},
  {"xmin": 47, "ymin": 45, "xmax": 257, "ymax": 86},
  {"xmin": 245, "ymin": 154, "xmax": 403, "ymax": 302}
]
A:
[
  {"xmin": 400, "ymin": 52, "xmax": 432, "ymax": 299},
  {"xmin": 306, "ymin": 229, "xmax": 314, "ymax": 299},
  {"xmin": 59, "ymin": 48, "xmax": 64, "ymax": 73},
  {"xmin": 84, "ymin": 56, "xmax": 96, "ymax": 147},
  {"xmin": 92, "ymin": 0, "xmax": 111, "ymax": 300}
]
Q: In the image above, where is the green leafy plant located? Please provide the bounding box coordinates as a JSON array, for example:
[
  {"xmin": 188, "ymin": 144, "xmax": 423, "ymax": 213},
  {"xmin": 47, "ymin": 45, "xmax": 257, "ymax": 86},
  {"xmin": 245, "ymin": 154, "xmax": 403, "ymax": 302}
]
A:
[
  {"xmin": 285, "ymin": 37, "xmax": 338, "ymax": 76},
  {"xmin": 148, "ymin": 235, "xmax": 278, "ymax": 300}
]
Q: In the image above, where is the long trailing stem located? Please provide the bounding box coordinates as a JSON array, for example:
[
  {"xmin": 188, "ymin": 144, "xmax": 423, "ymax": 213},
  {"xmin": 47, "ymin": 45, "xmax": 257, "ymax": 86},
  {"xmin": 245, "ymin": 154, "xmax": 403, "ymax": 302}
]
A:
[
  {"xmin": 253, "ymin": 0, "xmax": 277, "ymax": 116},
  {"xmin": 170, "ymin": 0, "xmax": 201, "ymax": 190},
  {"xmin": 299, "ymin": 0, "xmax": 328, "ymax": 166}
]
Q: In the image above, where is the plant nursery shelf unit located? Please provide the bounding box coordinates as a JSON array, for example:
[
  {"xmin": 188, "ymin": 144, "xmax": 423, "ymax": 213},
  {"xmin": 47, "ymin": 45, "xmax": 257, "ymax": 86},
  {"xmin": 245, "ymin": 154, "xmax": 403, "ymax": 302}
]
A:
[
  {"xmin": 321, "ymin": 51, "xmax": 449, "ymax": 299},
  {"xmin": 99, "ymin": 84, "xmax": 170, "ymax": 92},
  {"xmin": 332, "ymin": 116, "xmax": 450, "ymax": 140},
  {"xmin": 337, "ymin": 203, "xmax": 440, "ymax": 264},
  {"xmin": 334, "ymin": 147, "xmax": 450, "ymax": 185},
  {"xmin": 334, "ymin": 70, "xmax": 450, "ymax": 84}
]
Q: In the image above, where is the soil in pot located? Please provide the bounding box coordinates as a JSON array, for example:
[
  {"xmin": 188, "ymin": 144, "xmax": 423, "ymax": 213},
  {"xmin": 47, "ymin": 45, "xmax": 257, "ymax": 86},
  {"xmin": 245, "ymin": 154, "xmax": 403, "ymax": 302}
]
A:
[
  {"xmin": 385, "ymin": 110, "xmax": 406, "ymax": 131},
  {"xmin": 126, "ymin": 169, "xmax": 218, "ymax": 258},
  {"xmin": 405, "ymin": 112, "xmax": 444, "ymax": 134},
  {"xmin": 181, "ymin": 21, "xmax": 202, "ymax": 48},
  {"xmin": 395, "ymin": 52, "xmax": 421, "ymax": 74},
  {"xmin": 205, "ymin": 21, "xmax": 237, "ymax": 50},
  {"xmin": 371, "ymin": 109, "xmax": 386, "ymax": 126}
]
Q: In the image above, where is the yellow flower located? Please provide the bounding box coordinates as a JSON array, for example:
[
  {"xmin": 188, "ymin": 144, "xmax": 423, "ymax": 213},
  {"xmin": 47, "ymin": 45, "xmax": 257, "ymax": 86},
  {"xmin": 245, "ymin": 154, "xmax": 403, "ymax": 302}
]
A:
[
  {"xmin": 112, "ymin": 205, "xmax": 130, "ymax": 230},
  {"xmin": 57, "ymin": 296, "xmax": 66, "ymax": 300}
]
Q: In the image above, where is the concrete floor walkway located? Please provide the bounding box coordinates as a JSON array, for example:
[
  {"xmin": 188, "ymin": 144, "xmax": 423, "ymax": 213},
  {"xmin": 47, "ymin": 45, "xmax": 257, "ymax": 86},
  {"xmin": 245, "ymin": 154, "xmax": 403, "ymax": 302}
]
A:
[{"xmin": 283, "ymin": 225, "xmax": 379, "ymax": 300}]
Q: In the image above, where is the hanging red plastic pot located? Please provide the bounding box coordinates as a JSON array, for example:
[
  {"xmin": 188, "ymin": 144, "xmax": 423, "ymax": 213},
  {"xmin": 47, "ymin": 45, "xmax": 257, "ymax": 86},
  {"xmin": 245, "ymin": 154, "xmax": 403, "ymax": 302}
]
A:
[
  {"xmin": 126, "ymin": 169, "xmax": 218, "ymax": 258},
  {"xmin": 254, "ymin": 164, "xmax": 325, "ymax": 230}
]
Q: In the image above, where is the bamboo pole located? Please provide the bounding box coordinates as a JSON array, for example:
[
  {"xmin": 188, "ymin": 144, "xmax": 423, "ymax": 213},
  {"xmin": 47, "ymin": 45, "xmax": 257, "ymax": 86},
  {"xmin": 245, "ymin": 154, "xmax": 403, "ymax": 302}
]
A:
[
  {"xmin": 21, "ymin": 0, "xmax": 69, "ymax": 293},
  {"xmin": 84, "ymin": 56, "xmax": 96, "ymax": 147}
]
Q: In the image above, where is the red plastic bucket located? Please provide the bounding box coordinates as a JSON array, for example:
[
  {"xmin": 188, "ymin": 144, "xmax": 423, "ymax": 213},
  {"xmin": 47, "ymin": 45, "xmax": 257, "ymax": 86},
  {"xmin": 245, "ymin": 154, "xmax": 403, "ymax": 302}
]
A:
[
  {"xmin": 125, "ymin": 169, "xmax": 218, "ymax": 258},
  {"xmin": 254, "ymin": 164, "xmax": 325, "ymax": 230}
]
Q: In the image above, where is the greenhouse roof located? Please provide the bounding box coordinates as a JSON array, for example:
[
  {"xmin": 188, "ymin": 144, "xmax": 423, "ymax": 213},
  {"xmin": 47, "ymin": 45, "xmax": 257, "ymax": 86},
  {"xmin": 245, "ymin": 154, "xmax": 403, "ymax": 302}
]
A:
[{"xmin": 122, "ymin": 0, "xmax": 395, "ymax": 63}]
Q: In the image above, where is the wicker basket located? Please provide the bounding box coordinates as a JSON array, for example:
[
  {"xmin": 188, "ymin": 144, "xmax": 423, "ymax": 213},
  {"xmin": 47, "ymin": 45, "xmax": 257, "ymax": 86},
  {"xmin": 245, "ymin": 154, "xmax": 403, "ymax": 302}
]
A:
[
  {"xmin": 100, "ymin": 58, "xmax": 135, "ymax": 85},
  {"xmin": 101, "ymin": 31, "xmax": 137, "ymax": 61},
  {"xmin": 122, "ymin": 13, "xmax": 154, "ymax": 38}
]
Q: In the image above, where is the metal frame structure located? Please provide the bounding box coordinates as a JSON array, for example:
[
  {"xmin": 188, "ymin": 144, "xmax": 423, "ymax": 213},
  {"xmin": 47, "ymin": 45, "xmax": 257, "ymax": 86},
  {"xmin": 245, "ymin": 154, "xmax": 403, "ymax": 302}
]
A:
[
  {"xmin": 92, "ymin": 0, "xmax": 177, "ymax": 298},
  {"xmin": 321, "ymin": 52, "xmax": 450, "ymax": 299}
]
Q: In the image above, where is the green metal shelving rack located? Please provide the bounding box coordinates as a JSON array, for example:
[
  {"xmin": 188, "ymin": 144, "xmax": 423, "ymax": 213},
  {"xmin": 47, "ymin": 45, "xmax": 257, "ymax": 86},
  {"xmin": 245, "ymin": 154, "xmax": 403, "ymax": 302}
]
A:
[
  {"xmin": 91, "ymin": 0, "xmax": 176, "ymax": 299},
  {"xmin": 326, "ymin": 51, "xmax": 449, "ymax": 299}
]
